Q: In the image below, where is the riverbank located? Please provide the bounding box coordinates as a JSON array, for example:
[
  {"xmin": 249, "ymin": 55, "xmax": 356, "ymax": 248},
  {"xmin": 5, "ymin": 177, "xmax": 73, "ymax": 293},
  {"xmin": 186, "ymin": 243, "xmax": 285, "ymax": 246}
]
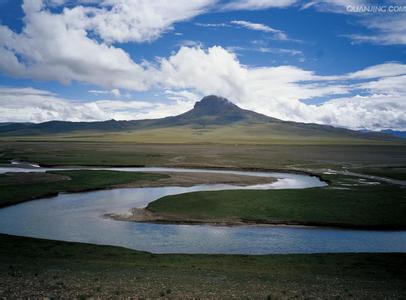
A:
[
  {"xmin": 0, "ymin": 170, "xmax": 167, "ymax": 208},
  {"xmin": 0, "ymin": 169, "xmax": 276, "ymax": 208},
  {"xmin": 1, "ymin": 233, "xmax": 405, "ymax": 299},
  {"xmin": 114, "ymin": 171, "xmax": 276, "ymax": 188},
  {"xmin": 117, "ymin": 173, "xmax": 406, "ymax": 230}
]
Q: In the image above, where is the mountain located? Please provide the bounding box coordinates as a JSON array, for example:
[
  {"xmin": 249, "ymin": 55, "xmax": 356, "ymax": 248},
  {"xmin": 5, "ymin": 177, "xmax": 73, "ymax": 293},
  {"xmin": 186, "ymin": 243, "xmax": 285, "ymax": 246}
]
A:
[
  {"xmin": 0, "ymin": 95, "xmax": 401, "ymax": 144},
  {"xmin": 380, "ymin": 130, "xmax": 406, "ymax": 139}
]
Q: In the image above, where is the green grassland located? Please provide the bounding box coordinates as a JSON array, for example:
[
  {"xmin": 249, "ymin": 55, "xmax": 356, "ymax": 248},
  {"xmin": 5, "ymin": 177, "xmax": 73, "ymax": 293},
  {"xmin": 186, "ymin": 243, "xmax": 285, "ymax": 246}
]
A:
[
  {"xmin": 2, "ymin": 142, "xmax": 406, "ymax": 172},
  {"xmin": 148, "ymin": 173, "xmax": 406, "ymax": 229},
  {"xmin": 1, "ymin": 234, "xmax": 405, "ymax": 299},
  {"xmin": 0, "ymin": 123, "xmax": 403, "ymax": 145},
  {"xmin": 0, "ymin": 170, "xmax": 167, "ymax": 208}
]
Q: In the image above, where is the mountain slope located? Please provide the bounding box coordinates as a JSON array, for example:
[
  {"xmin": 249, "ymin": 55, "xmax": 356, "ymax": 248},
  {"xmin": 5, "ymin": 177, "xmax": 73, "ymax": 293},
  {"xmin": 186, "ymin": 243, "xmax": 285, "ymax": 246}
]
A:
[
  {"xmin": 0, "ymin": 95, "xmax": 272, "ymax": 135},
  {"xmin": 0, "ymin": 95, "xmax": 401, "ymax": 144}
]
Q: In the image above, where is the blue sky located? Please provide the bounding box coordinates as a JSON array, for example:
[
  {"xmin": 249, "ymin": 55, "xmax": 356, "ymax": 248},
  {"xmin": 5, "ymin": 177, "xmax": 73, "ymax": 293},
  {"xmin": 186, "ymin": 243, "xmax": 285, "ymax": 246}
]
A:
[{"xmin": 0, "ymin": 0, "xmax": 405, "ymax": 130}]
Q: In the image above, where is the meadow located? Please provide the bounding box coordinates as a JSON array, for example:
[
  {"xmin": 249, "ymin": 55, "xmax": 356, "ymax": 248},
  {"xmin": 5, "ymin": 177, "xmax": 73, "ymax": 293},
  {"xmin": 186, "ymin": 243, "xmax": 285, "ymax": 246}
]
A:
[
  {"xmin": 1, "ymin": 141, "xmax": 406, "ymax": 171},
  {"xmin": 148, "ymin": 173, "xmax": 406, "ymax": 229}
]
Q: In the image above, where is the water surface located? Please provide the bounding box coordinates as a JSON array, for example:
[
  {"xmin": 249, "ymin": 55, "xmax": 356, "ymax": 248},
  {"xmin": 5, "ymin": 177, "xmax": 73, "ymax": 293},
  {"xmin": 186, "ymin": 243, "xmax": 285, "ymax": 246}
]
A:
[{"xmin": 0, "ymin": 166, "xmax": 405, "ymax": 254}]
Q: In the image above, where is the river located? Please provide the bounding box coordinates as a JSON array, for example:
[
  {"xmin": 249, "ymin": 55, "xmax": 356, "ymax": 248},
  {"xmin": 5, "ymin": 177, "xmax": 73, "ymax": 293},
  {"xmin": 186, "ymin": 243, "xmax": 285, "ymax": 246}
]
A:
[{"xmin": 0, "ymin": 165, "xmax": 405, "ymax": 254}]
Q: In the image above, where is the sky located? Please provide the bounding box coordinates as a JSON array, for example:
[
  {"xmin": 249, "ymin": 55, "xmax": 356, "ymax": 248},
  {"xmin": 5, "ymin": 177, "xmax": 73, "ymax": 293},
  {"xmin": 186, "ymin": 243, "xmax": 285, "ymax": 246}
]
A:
[{"xmin": 0, "ymin": 0, "xmax": 405, "ymax": 131}]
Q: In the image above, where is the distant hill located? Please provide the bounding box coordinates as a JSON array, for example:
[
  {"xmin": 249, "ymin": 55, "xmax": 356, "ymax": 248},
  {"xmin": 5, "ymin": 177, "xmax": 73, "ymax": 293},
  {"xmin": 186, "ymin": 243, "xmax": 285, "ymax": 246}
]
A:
[
  {"xmin": 0, "ymin": 95, "xmax": 401, "ymax": 144},
  {"xmin": 380, "ymin": 130, "xmax": 406, "ymax": 138}
]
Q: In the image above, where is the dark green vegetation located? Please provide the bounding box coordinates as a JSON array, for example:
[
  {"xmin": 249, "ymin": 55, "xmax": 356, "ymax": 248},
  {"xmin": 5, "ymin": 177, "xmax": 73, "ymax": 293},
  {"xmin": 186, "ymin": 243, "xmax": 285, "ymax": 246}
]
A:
[
  {"xmin": 351, "ymin": 166, "xmax": 406, "ymax": 181},
  {"xmin": 1, "ymin": 234, "xmax": 405, "ymax": 299},
  {"xmin": 149, "ymin": 173, "xmax": 406, "ymax": 229},
  {"xmin": 0, "ymin": 96, "xmax": 401, "ymax": 144},
  {"xmin": 0, "ymin": 170, "xmax": 167, "ymax": 208}
]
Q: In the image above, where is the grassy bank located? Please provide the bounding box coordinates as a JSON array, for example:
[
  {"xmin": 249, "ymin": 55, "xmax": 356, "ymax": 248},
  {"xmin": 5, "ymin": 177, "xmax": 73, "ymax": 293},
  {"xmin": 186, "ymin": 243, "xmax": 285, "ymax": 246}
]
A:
[
  {"xmin": 350, "ymin": 166, "xmax": 406, "ymax": 181},
  {"xmin": 0, "ymin": 170, "xmax": 167, "ymax": 208},
  {"xmin": 1, "ymin": 234, "xmax": 405, "ymax": 298},
  {"xmin": 148, "ymin": 174, "xmax": 406, "ymax": 229}
]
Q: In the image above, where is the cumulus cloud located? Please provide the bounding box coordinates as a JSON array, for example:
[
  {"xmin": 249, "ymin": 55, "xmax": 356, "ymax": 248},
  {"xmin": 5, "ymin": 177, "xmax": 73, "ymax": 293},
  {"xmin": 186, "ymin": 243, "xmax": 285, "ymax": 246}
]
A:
[
  {"xmin": 0, "ymin": 0, "xmax": 216, "ymax": 90},
  {"xmin": 155, "ymin": 46, "xmax": 347, "ymax": 102},
  {"xmin": 318, "ymin": 95, "xmax": 406, "ymax": 130},
  {"xmin": 152, "ymin": 46, "xmax": 406, "ymax": 130},
  {"xmin": 43, "ymin": 0, "xmax": 216, "ymax": 43},
  {"xmin": 80, "ymin": 0, "xmax": 217, "ymax": 44},
  {"xmin": 0, "ymin": 2, "xmax": 149, "ymax": 90}
]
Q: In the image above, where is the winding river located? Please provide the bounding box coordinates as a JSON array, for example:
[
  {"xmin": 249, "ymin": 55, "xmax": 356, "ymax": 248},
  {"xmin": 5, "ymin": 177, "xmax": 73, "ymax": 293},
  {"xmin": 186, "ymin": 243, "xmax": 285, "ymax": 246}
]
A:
[{"xmin": 0, "ymin": 165, "xmax": 406, "ymax": 254}]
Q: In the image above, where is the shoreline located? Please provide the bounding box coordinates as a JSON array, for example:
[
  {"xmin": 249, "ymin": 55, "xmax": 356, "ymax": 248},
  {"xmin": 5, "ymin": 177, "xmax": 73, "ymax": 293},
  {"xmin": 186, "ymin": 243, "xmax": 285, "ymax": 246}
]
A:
[
  {"xmin": 106, "ymin": 207, "xmax": 406, "ymax": 231},
  {"xmin": 0, "ymin": 170, "xmax": 277, "ymax": 209},
  {"xmin": 6, "ymin": 159, "xmax": 326, "ymax": 181},
  {"xmin": 112, "ymin": 171, "xmax": 277, "ymax": 188}
]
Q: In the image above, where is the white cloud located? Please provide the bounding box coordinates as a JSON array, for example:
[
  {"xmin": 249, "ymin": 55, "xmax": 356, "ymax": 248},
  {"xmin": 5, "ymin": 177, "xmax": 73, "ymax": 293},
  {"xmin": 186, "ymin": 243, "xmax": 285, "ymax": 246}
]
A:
[
  {"xmin": 152, "ymin": 46, "xmax": 406, "ymax": 130},
  {"xmin": 230, "ymin": 20, "xmax": 288, "ymax": 40},
  {"xmin": 0, "ymin": 87, "xmax": 192, "ymax": 122},
  {"xmin": 356, "ymin": 75, "xmax": 406, "ymax": 95},
  {"xmin": 230, "ymin": 20, "xmax": 280, "ymax": 33},
  {"xmin": 227, "ymin": 45, "xmax": 304, "ymax": 58},
  {"xmin": 0, "ymin": 0, "xmax": 216, "ymax": 90},
  {"xmin": 155, "ymin": 46, "xmax": 347, "ymax": 102},
  {"xmin": 318, "ymin": 94, "xmax": 406, "ymax": 130},
  {"xmin": 301, "ymin": 0, "xmax": 366, "ymax": 12},
  {"xmin": 345, "ymin": 62, "xmax": 406, "ymax": 79},
  {"xmin": 301, "ymin": 1, "xmax": 406, "ymax": 46},
  {"xmin": 0, "ymin": 2, "xmax": 149, "ymax": 90},
  {"xmin": 111, "ymin": 88, "xmax": 121, "ymax": 97},
  {"xmin": 89, "ymin": 89, "xmax": 121, "ymax": 97},
  {"xmin": 81, "ymin": 0, "xmax": 217, "ymax": 44},
  {"xmin": 222, "ymin": 0, "xmax": 298, "ymax": 10},
  {"xmin": 164, "ymin": 89, "xmax": 202, "ymax": 103},
  {"xmin": 195, "ymin": 22, "xmax": 230, "ymax": 28},
  {"xmin": 345, "ymin": 15, "xmax": 406, "ymax": 45},
  {"xmin": 0, "ymin": 86, "xmax": 56, "ymax": 97}
]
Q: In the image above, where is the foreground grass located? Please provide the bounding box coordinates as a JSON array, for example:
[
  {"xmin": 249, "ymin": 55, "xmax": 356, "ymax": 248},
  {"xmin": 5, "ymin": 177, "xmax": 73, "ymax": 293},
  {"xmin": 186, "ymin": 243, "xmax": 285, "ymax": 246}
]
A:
[
  {"xmin": 0, "ymin": 170, "xmax": 167, "ymax": 208},
  {"xmin": 148, "ymin": 174, "xmax": 406, "ymax": 229},
  {"xmin": 1, "ymin": 234, "xmax": 405, "ymax": 298}
]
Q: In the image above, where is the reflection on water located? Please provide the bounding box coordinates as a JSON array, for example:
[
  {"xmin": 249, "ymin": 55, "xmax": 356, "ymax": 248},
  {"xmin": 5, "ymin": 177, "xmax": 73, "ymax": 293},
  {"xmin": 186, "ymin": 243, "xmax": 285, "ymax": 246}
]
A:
[{"xmin": 0, "ymin": 167, "xmax": 405, "ymax": 254}]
